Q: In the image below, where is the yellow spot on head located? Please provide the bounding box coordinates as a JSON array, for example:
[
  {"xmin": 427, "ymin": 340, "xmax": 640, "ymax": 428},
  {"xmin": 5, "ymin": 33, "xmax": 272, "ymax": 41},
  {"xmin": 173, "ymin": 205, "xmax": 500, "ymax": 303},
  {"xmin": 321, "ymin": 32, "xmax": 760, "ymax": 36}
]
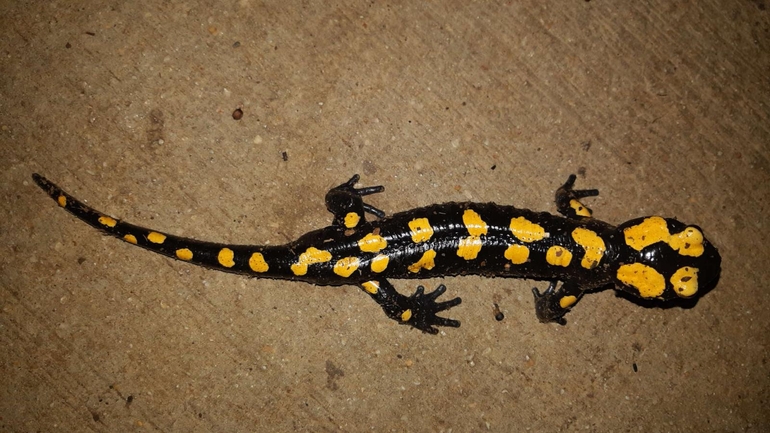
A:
[
  {"xmin": 147, "ymin": 232, "xmax": 166, "ymax": 244},
  {"xmin": 504, "ymin": 244, "xmax": 529, "ymax": 264},
  {"xmin": 124, "ymin": 234, "xmax": 138, "ymax": 244},
  {"xmin": 509, "ymin": 217, "xmax": 546, "ymax": 243},
  {"xmin": 408, "ymin": 218, "xmax": 434, "ymax": 243},
  {"xmin": 571, "ymin": 228, "xmax": 606, "ymax": 269},
  {"xmin": 616, "ymin": 263, "xmax": 666, "ymax": 298},
  {"xmin": 362, "ymin": 281, "xmax": 380, "ymax": 294},
  {"xmin": 98, "ymin": 216, "xmax": 117, "ymax": 228},
  {"xmin": 344, "ymin": 212, "xmax": 361, "ymax": 228},
  {"xmin": 408, "ymin": 249, "xmax": 437, "ymax": 273},
  {"xmin": 333, "ymin": 257, "xmax": 360, "ymax": 277},
  {"xmin": 218, "ymin": 248, "xmax": 235, "ymax": 268},
  {"xmin": 670, "ymin": 266, "xmax": 699, "ymax": 297},
  {"xmin": 176, "ymin": 248, "xmax": 193, "ymax": 261},
  {"xmin": 370, "ymin": 254, "xmax": 389, "ymax": 273},
  {"xmin": 670, "ymin": 227, "xmax": 705, "ymax": 257},
  {"xmin": 559, "ymin": 295, "xmax": 578, "ymax": 309},
  {"xmin": 400, "ymin": 309, "xmax": 413, "ymax": 322},
  {"xmin": 546, "ymin": 246, "xmax": 573, "ymax": 267},
  {"xmin": 290, "ymin": 247, "xmax": 333, "ymax": 276},
  {"xmin": 569, "ymin": 199, "xmax": 592, "ymax": 217},
  {"xmin": 358, "ymin": 233, "xmax": 387, "ymax": 253},
  {"xmin": 57, "ymin": 195, "xmax": 67, "ymax": 207},
  {"xmin": 624, "ymin": 216, "xmax": 670, "ymax": 251},
  {"xmin": 249, "ymin": 252, "xmax": 269, "ymax": 273}
]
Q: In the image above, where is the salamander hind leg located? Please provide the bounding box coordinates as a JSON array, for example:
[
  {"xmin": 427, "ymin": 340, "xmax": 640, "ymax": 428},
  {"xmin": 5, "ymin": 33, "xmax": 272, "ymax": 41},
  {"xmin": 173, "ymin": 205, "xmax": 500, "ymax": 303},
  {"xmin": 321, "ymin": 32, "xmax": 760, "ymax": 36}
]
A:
[
  {"xmin": 325, "ymin": 174, "xmax": 386, "ymax": 229},
  {"xmin": 555, "ymin": 174, "xmax": 599, "ymax": 219},
  {"xmin": 532, "ymin": 281, "xmax": 584, "ymax": 324},
  {"xmin": 359, "ymin": 280, "xmax": 462, "ymax": 334}
]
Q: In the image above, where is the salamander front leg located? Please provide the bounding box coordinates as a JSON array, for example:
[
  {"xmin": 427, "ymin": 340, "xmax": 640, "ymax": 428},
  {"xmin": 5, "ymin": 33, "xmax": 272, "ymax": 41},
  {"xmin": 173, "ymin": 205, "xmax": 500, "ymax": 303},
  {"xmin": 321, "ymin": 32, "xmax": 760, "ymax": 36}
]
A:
[
  {"xmin": 532, "ymin": 281, "xmax": 584, "ymax": 324},
  {"xmin": 325, "ymin": 174, "xmax": 386, "ymax": 229},
  {"xmin": 555, "ymin": 174, "xmax": 599, "ymax": 219},
  {"xmin": 359, "ymin": 279, "xmax": 462, "ymax": 334}
]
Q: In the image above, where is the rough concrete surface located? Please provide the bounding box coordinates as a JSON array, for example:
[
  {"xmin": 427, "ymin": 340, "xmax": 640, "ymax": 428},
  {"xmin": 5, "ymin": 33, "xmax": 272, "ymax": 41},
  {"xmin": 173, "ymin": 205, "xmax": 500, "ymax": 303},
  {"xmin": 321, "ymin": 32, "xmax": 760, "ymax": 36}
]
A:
[{"xmin": 2, "ymin": 1, "xmax": 768, "ymax": 431}]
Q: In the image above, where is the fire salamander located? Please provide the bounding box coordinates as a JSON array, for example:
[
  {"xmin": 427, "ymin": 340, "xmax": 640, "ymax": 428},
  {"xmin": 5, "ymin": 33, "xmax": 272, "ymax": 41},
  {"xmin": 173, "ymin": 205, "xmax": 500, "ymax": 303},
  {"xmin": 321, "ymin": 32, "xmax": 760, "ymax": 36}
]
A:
[{"xmin": 32, "ymin": 173, "xmax": 721, "ymax": 334}]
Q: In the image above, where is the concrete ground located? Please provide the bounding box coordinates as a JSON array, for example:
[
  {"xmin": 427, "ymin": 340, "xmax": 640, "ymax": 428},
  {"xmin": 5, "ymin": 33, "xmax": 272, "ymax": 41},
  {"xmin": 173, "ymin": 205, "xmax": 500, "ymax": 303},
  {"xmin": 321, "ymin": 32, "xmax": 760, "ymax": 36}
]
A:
[{"xmin": 2, "ymin": 1, "xmax": 768, "ymax": 431}]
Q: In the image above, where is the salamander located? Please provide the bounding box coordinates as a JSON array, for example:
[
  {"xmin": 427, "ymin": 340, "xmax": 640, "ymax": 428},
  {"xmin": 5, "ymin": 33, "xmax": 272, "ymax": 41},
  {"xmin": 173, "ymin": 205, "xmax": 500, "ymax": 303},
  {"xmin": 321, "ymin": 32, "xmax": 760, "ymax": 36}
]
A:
[{"xmin": 32, "ymin": 173, "xmax": 722, "ymax": 334}]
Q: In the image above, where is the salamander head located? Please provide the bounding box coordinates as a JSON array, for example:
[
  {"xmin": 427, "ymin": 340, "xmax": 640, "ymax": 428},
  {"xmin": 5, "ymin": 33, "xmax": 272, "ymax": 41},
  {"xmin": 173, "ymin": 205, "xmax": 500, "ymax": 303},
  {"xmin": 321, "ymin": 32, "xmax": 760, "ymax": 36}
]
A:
[{"xmin": 611, "ymin": 216, "xmax": 721, "ymax": 301}]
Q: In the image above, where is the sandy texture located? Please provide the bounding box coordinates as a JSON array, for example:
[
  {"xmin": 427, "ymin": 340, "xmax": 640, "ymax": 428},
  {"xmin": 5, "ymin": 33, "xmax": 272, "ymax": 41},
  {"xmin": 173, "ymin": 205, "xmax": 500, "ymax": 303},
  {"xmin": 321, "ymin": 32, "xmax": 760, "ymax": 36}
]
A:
[{"xmin": 2, "ymin": 1, "xmax": 768, "ymax": 431}]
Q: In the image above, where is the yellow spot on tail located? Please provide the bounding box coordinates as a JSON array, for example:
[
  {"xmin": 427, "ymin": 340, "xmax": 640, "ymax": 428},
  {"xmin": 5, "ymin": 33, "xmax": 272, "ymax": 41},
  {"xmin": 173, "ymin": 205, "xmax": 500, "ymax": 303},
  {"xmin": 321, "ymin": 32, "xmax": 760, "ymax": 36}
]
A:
[
  {"xmin": 546, "ymin": 246, "xmax": 573, "ymax": 267},
  {"xmin": 334, "ymin": 257, "xmax": 360, "ymax": 277},
  {"xmin": 290, "ymin": 247, "xmax": 332, "ymax": 276},
  {"xmin": 176, "ymin": 248, "xmax": 193, "ymax": 261},
  {"xmin": 249, "ymin": 252, "xmax": 269, "ymax": 273},
  {"xmin": 624, "ymin": 216, "xmax": 704, "ymax": 257},
  {"xmin": 571, "ymin": 228, "xmax": 606, "ymax": 269},
  {"xmin": 569, "ymin": 199, "xmax": 592, "ymax": 217},
  {"xmin": 509, "ymin": 217, "xmax": 546, "ymax": 243},
  {"xmin": 669, "ymin": 227, "xmax": 705, "ymax": 257},
  {"xmin": 623, "ymin": 216, "xmax": 670, "ymax": 251},
  {"xmin": 457, "ymin": 209, "xmax": 488, "ymax": 260},
  {"xmin": 400, "ymin": 309, "xmax": 413, "ymax": 322},
  {"xmin": 408, "ymin": 249, "xmax": 436, "ymax": 273},
  {"xmin": 57, "ymin": 195, "xmax": 67, "ymax": 207},
  {"xmin": 504, "ymin": 244, "xmax": 530, "ymax": 264},
  {"xmin": 616, "ymin": 263, "xmax": 666, "ymax": 298},
  {"xmin": 358, "ymin": 233, "xmax": 387, "ymax": 253},
  {"xmin": 670, "ymin": 266, "xmax": 699, "ymax": 298},
  {"xmin": 559, "ymin": 295, "xmax": 578, "ymax": 309},
  {"xmin": 344, "ymin": 212, "xmax": 360, "ymax": 228},
  {"xmin": 218, "ymin": 248, "xmax": 235, "ymax": 268},
  {"xmin": 124, "ymin": 234, "xmax": 138, "ymax": 244},
  {"xmin": 370, "ymin": 254, "xmax": 389, "ymax": 273},
  {"xmin": 362, "ymin": 281, "xmax": 380, "ymax": 294},
  {"xmin": 98, "ymin": 216, "xmax": 117, "ymax": 228},
  {"xmin": 408, "ymin": 218, "xmax": 434, "ymax": 243},
  {"xmin": 147, "ymin": 232, "xmax": 166, "ymax": 244}
]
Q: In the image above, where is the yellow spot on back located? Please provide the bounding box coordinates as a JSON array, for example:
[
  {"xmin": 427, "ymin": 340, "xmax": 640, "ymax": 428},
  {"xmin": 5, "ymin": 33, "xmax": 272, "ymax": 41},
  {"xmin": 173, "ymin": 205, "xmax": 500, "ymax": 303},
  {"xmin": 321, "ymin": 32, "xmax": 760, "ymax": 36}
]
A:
[
  {"xmin": 358, "ymin": 233, "xmax": 387, "ymax": 253},
  {"xmin": 624, "ymin": 216, "xmax": 670, "ymax": 251},
  {"xmin": 124, "ymin": 234, "xmax": 138, "ymax": 244},
  {"xmin": 400, "ymin": 309, "xmax": 413, "ymax": 322},
  {"xmin": 546, "ymin": 246, "xmax": 573, "ymax": 267},
  {"xmin": 463, "ymin": 209, "xmax": 488, "ymax": 237},
  {"xmin": 408, "ymin": 218, "xmax": 434, "ymax": 243},
  {"xmin": 57, "ymin": 195, "xmax": 67, "ymax": 207},
  {"xmin": 457, "ymin": 236, "xmax": 483, "ymax": 260},
  {"xmin": 669, "ymin": 227, "xmax": 705, "ymax": 257},
  {"xmin": 457, "ymin": 209, "xmax": 488, "ymax": 260},
  {"xmin": 509, "ymin": 217, "xmax": 546, "ymax": 243},
  {"xmin": 218, "ymin": 248, "xmax": 235, "ymax": 268},
  {"xmin": 98, "ymin": 216, "xmax": 117, "ymax": 228},
  {"xmin": 147, "ymin": 232, "xmax": 166, "ymax": 244},
  {"xmin": 504, "ymin": 244, "xmax": 530, "ymax": 264},
  {"xmin": 370, "ymin": 254, "xmax": 389, "ymax": 273},
  {"xmin": 670, "ymin": 266, "xmax": 699, "ymax": 298},
  {"xmin": 571, "ymin": 228, "xmax": 606, "ymax": 269},
  {"xmin": 361, "ymin": 281, "xmax": 380, "ymax": 294},
  {"xmin": 559, "ymin": 295, "xmax": 578, "ymax": 309},
  {"xmin": 344, "ymin": 212, "xmax": 361, "ymax": 228},
  {"xmin": 569, "ymin": 199, "xmax": 592, "ymax": 217},
  {"xmin": 408, "ymin": 249, "xmax": 436, "ymax": 273},
  {"xmin": 290, "ymin": 247, "xmax": 332, "ymax": 276},
  {"xmin": 176, "ymin": 248, "xmax": 193, "ymax": 261},
  {"xmin": 249, "ymin": 252, "xmax": 269, "ymax": 273},
  {"xmin": 616, "ymin": 263, "xmax": 666, "ymax": 298},
  {"xmin": 333, "ymin": 257, "xmax": 360, "ymax": 277}
]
